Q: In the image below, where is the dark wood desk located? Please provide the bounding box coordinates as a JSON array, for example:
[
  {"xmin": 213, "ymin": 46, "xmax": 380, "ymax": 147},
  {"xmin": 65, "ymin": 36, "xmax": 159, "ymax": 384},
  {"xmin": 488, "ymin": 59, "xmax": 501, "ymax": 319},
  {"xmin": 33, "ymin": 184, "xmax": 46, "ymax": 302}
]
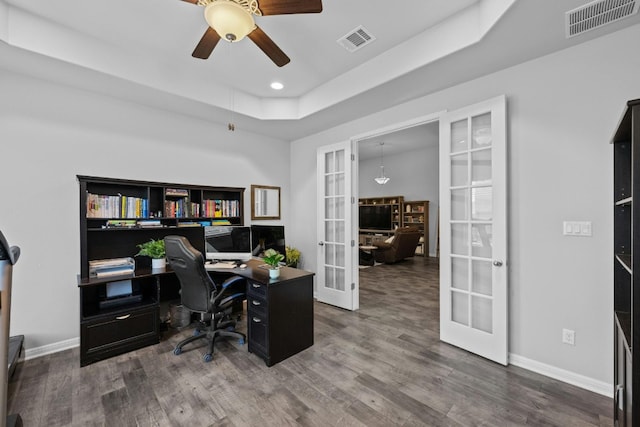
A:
[{"xmin": 78, "ymin": 259, "xmax": 314, "ymax": 367}]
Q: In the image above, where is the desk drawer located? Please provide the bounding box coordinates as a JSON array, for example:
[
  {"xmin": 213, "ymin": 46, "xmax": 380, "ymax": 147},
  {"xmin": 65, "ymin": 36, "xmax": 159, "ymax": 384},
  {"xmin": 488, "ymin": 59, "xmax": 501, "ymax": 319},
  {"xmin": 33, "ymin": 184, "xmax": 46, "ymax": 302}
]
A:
[
  {"xmin": 80, "ymin": 305, "xmax": 159, "ymax": 366},
  {"xmin": 247, "ymin": 295, "xmax": 267, "ymax": 318},
  {"xmin": 248, "ymin": 312, "xmax": 268, "ymax": 357},
  {"xmin": 247, "ymin": 280, "xmax": 267, "ymax": 298}
]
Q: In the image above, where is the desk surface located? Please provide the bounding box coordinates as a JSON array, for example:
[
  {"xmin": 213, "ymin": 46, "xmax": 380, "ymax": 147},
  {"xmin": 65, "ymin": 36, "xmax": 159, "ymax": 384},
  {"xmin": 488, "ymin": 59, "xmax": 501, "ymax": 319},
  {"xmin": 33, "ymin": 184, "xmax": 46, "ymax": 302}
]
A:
[{"xmin": 79, "ymin": 258, "xmax": 313, "ymax": 286}]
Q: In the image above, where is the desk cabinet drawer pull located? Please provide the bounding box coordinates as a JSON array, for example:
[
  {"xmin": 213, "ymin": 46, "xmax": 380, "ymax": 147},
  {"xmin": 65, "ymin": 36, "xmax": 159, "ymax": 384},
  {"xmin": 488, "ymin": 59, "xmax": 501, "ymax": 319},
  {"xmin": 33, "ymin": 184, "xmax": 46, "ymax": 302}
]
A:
[
  {"xmin": 252, "ymin": 283, "xmax": 262, "ymax": 289},
  {"xmin": 252, "ymin": 317, "xmax": 262, "ymax": 323},
  {"xmin": 251, "ymin": 300, "xmax": 261, "ymax": 306},
  {"xmin": 115, "ymin": 314, "xmax": 131, "ymax": 320}
]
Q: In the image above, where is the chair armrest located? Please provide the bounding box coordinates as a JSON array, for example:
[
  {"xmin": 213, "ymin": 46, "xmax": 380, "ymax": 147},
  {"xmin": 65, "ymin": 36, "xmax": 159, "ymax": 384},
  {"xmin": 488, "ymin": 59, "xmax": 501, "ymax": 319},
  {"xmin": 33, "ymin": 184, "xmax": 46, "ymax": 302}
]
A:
[
  {"xmin": 221, "ymin": 275, "xmax": 245, "ymax": 289},
  {"xmin": 373, "ymin": 241, "xmax": 392, "ymax": 250}
]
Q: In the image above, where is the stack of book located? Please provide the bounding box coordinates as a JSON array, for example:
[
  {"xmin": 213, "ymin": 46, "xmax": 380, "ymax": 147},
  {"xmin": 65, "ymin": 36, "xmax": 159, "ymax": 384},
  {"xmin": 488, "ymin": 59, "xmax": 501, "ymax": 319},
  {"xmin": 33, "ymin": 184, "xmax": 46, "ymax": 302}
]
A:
[
  {"xmin": 89, "ymin": 257, "xmax": 135, "ymax": 278},
  {"xmin": 137, "ymin": 219, "xmax": 162, "ymax": 228}
]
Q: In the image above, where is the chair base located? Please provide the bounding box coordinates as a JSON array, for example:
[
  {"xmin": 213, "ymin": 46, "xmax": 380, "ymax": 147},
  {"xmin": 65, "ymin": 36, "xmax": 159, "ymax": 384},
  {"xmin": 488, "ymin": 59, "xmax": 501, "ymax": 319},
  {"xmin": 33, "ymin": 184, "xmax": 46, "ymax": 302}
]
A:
[{"xmin": 173, "ymin": 316, "xmax": 246, "ymax": 362}]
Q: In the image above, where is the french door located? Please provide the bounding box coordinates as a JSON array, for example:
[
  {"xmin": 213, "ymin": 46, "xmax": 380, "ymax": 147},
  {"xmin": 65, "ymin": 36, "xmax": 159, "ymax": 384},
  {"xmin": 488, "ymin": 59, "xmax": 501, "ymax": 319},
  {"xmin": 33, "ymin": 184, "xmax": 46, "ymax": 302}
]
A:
[
  {"xmin": 439, "ymin": 95, "xmax": 508, "ymax": 365},
  {"xmin": 316, "ymin": 141, "xmax": 356, "ymax": 310}
]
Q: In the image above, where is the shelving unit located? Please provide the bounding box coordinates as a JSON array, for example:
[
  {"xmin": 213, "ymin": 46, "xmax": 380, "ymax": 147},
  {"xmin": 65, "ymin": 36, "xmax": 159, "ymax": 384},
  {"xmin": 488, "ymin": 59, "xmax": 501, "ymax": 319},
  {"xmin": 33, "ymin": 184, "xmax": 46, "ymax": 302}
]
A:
[
  {"xmin": 403, "ymin": 200, "xmax": 429, "ymax": 257},
  {"xmin": 612, "ymin": 99, "xmax": 640, "ymax": 426},
  {"xmin": 76, "ymin": 175, "xmax": 245, "ymax": 366}
]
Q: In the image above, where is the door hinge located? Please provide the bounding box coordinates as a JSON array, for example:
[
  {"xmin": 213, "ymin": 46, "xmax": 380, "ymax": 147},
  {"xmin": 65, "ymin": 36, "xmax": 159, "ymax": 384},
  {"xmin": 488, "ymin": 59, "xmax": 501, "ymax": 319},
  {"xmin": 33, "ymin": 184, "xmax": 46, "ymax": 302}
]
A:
[
  {"xmin": 351, "ymin": 154, "xmax": 355, "ymax": 161},
  {"xmin": 351, "ymin": 196, "xmax": 355, "ymax": 204},
  {"xmin": 351, "ymin": 283, "xmax": 355, "ymax": 290},
  {"xmin": 351, "ymin": 240, "xmax": 355, "ymax": 247}
]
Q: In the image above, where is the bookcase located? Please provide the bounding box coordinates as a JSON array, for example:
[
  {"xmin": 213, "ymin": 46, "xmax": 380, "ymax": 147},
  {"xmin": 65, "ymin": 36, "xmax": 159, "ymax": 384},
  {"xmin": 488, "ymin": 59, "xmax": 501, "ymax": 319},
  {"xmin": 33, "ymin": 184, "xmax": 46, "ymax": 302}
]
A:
[
  {"xmin": 403, "ymin": 200, "xmax": 429, "ymax": 257},
  {"xmin": 77, "ymin": 175, "xmax": 245, "ymax": 366},
  {"xmin": 612, "ymin": 99, "xmax": 640, "ymax": 426}
]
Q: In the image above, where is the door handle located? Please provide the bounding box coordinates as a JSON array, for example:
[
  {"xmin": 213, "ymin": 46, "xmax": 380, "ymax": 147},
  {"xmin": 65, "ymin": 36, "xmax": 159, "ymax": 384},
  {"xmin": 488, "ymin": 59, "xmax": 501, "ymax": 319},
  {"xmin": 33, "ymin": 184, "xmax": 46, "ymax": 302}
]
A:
[
  {"xmin": 318, "ymin": 241, "xmax": 324, "ymax": 246},
  {"xmin": 493, "ymin": 260, "xmax": 503, "ymax": 267}
]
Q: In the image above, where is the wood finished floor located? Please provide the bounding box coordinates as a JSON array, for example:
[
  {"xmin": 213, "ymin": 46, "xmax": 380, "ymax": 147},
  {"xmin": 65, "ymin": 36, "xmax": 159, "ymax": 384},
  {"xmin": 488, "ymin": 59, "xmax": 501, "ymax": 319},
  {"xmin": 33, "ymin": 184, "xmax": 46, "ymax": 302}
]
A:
[{"xmin": 8, "ymin": 257, "xmax": 612, "ymax": 426}]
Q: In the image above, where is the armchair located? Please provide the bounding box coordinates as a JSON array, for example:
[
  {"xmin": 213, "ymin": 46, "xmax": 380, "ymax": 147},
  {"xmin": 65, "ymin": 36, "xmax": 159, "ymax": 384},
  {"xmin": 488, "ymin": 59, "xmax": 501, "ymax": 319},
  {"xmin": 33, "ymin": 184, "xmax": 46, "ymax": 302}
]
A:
[
  {"xmin": 372, "ymin": 227, "xmax": 421, "ymax": 264},
  {"xmin": 164, "ymin": 235, "xmax": 246, "ymax": 363}
]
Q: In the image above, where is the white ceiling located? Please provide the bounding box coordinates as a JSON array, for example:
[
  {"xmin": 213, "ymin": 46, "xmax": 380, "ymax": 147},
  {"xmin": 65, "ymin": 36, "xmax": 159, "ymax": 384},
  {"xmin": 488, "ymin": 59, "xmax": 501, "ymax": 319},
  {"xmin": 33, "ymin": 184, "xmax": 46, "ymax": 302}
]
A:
[{"xmin": 1, "ymin": 0, "xmax": 640, "ymax": 140}]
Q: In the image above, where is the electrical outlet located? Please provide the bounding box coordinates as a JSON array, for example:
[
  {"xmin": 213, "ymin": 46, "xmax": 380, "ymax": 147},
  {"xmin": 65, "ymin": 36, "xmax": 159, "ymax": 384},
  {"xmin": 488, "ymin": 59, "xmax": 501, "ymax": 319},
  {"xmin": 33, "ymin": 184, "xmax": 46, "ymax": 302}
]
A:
[{"xmin": 562, "ymin": 328, "xmax": 575, "ymax": 346}]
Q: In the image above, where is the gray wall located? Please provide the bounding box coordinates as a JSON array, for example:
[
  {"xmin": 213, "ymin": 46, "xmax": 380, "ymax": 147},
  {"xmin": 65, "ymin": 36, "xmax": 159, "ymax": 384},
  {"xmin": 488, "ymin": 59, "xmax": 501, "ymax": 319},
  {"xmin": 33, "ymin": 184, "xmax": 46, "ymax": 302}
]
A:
[
  {"xmin": 0, "ymin": 69, "xmax": 290, "ymax": 352},
  {"xmin": 290, "ymin": 23, "xmax": 640, "ymax": 390},
  {"xmin": 359, "ymin": 146, "xmax": 439, "ymax": 255}
]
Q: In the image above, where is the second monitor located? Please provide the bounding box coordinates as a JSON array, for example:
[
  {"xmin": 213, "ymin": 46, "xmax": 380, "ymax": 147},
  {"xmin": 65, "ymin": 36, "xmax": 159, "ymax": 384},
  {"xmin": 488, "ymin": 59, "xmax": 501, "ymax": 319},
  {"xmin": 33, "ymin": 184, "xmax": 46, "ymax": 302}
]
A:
[{"xmin": 251, "ymin": 225, "xmax": 285, "ymax": 257}]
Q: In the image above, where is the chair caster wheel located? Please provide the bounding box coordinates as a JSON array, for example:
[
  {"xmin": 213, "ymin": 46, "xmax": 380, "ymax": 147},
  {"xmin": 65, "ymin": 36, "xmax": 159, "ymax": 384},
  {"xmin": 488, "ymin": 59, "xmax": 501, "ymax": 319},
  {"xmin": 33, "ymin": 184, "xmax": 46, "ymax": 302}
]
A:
[
  {"xmin": 238, "ymin": 338, "xmax": 245, "ymax": 345},
  {"xmin": 193, "ymin": 329, "xmax": 201, "ymax": 336},
  {"xmin": 173, "ymin": 347, "xmax": 182, "ymax": 356},
  {"xmin": 203, "ymin": 353, "xmax": 213, "ymax": 363}
]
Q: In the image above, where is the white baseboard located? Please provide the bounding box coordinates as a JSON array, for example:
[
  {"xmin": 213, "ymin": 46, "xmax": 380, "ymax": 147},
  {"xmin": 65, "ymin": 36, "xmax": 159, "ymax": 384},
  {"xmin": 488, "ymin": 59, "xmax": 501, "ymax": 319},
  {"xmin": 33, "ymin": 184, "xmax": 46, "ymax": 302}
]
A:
[
  {"xmin": 509, "ymin": 353, "xmax": 612, "ymax": 397},
  {"xmin": 24, "ymin": 337, "xmax": 79, "ymax": 361}
]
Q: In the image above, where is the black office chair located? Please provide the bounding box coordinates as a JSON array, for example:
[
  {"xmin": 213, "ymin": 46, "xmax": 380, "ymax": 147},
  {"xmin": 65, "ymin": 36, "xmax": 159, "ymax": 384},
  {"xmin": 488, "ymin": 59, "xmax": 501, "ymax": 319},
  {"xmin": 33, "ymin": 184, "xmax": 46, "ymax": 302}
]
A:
[{"xmin": 164, "ymin": 235, "xmax": 246, "ymax": 363}]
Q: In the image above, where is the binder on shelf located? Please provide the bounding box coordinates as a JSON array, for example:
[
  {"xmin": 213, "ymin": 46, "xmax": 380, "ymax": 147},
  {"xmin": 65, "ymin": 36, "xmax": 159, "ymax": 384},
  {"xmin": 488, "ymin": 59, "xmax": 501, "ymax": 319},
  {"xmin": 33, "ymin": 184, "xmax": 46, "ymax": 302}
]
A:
[{"xmin": 89, "ymin": 257, "xmax": 135, "ymax": 278}]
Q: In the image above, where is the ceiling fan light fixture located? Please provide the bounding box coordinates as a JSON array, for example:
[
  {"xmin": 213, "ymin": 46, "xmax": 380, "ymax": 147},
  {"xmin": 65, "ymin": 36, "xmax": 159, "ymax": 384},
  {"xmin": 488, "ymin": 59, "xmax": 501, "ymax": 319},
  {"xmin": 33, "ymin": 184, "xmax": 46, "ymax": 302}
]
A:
[{"xmin": 205, "ymin": 0, "xmax": 255, "ymax": 42}]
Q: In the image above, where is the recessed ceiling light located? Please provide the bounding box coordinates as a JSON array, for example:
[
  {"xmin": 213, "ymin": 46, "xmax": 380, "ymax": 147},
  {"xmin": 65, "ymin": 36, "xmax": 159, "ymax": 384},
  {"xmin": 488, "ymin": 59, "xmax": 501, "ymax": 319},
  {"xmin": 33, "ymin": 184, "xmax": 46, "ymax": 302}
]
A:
[{"xmin": 270, "ymin": 82, "xmax": 284, "ymax": 90}]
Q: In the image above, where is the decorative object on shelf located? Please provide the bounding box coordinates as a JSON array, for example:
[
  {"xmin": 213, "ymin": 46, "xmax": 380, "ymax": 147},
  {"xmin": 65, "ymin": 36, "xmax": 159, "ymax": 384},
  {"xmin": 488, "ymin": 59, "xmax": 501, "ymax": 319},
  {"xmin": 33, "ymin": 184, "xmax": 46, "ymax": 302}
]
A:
[
  {"xmin": 263, "ymin": 248, "xmax": 284, "ymax": 279},
  {"xmin": 135, "ymin": 239, "xmax": 166, "ymax": 269},
  {"xmin": 285, "ymin": 246, "xmax": 301, "ymax": 268},
  {"xmin": 251, "ymin": 184, "xmax": 281, "ymax": 220},
  {"xmin": 374, "ymin": 142, "xmax": 390, "ymax": 185}
]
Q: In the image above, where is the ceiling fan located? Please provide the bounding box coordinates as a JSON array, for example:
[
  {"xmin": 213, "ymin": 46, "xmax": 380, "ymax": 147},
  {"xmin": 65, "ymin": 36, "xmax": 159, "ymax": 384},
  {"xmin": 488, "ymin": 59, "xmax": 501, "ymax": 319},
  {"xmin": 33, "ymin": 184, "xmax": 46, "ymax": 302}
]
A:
[{"xmin": 181, "ymin": 0, "xmax": 323, "ymax": 67}]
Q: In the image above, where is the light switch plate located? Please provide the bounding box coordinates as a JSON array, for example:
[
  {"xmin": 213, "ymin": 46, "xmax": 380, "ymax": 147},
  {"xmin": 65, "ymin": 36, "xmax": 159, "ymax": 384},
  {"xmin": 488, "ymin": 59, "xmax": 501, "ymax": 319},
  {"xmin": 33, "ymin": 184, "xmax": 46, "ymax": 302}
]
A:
[{"xmin": 563, "ymin": 221, "xmax": 592, "ymax": 237}]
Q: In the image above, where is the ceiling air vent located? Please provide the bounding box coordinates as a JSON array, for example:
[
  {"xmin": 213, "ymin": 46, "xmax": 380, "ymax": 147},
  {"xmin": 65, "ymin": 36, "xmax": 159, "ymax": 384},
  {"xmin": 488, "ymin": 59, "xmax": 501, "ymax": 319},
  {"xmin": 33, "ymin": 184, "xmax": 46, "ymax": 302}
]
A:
[
  {"xmin": 337, "ymin": 26, "xmax": 376, "ymax": 52},
  {"xmin": 566, "ymin": 0, "xmax": 639, "ymax": 38}
]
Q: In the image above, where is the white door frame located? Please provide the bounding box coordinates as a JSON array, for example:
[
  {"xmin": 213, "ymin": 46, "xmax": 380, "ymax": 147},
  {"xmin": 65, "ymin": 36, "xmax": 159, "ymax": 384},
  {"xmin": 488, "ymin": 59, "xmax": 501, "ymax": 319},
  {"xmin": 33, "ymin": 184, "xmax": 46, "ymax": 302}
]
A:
[{"xmin": 350, "ymin": 112, "xmax": 445, "ymax": 308}]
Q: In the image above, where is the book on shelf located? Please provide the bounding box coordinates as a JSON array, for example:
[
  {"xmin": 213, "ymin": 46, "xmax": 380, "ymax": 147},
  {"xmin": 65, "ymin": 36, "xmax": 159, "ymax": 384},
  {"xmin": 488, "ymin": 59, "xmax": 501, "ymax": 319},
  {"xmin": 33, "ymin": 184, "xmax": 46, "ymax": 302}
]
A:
[
  {"xmin": 137, "ymin": 219, "xmax": 162, "ymax": 228},
  {"xmin": 177, "ymin": 222, "xmax": 201, "ymax": 227},
  {"xmin": 105, "ymin": 219, "xmax": 137, "ymax": 228},
  {"xmin": 89, "ymin": 257, "xmax": 135, "ymax": 278},
  {"xmin": 86, "ymin": 192, "xmax": 148, "ymax": 218}
]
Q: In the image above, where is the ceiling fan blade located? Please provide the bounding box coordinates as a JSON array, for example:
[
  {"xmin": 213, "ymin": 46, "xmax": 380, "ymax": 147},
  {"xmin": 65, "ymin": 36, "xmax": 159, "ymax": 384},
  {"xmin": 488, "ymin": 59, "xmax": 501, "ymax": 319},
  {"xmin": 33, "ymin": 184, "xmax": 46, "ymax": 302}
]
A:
[
  {"xmin": 248, "ymin": 26, "xmax": 290, "ymax": 67},
  {"xmin": 192, "ymin": 27, "xmax": 221, "ymax": 59},
  {"xmin": 257, "ymin": 0, "xmax": 322, "ymax": 16},
  {"xmin": 180, "ymin": 0, "xmax": 199, "ymax": 4}
]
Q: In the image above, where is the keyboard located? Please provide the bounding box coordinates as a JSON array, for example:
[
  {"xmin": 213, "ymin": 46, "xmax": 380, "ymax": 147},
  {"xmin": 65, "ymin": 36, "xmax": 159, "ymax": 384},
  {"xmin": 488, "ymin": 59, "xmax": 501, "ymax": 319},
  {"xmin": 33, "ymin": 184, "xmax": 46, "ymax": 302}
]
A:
[{"xmin": 206, "ymin": 262, "xmax": 237, "ymax": 269}]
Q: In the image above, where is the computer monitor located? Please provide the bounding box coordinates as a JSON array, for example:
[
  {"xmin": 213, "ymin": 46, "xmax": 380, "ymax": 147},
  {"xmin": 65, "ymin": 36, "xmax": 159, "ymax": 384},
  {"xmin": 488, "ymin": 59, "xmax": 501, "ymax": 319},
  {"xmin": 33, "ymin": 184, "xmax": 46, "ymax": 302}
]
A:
[
  {"xmin": 204, "ymin": 226, "xmax": 252, "ymax": 262},
  {"xmin": 251, "ymin": 225, "xmax": 285, "ymax": 258}
]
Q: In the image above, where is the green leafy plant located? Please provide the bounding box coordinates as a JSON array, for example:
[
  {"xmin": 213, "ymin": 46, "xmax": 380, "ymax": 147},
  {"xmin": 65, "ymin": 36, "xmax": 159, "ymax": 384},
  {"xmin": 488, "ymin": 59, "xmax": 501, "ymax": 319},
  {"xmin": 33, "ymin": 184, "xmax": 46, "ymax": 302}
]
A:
[
  {"xmin": 135, "ymin": 239, "xmax": 165, "ymax": 259},
  {"xmin": 286, "ymin": 246, "xmax": 301, "ymax": 268},
  {"xmin": 263, "ymin": 248, "xmax": 284, "ymax": 269}
]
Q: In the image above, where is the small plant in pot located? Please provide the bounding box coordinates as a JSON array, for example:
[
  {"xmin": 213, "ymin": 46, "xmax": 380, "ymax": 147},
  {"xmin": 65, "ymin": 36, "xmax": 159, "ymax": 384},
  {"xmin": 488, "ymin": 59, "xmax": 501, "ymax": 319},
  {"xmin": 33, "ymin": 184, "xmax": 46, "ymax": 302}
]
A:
[
  {"xmin": 286, "ymin": 246, "xmax": 301, "ymax": 268},
  {"xmin": 135, "ymin": 238, "xmax": 166, "ymax": 269},
  {"xmin": 263, "ymin": 248, "xmax": 284, "ymax": 279}
]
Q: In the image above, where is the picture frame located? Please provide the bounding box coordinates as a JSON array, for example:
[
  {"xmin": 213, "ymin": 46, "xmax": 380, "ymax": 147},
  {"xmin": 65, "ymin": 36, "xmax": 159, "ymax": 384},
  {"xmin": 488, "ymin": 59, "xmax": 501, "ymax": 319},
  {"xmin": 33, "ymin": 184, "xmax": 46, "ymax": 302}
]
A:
[{"xmin": 251, "ymin": 184, "xmax": 281, "ymax": 220}]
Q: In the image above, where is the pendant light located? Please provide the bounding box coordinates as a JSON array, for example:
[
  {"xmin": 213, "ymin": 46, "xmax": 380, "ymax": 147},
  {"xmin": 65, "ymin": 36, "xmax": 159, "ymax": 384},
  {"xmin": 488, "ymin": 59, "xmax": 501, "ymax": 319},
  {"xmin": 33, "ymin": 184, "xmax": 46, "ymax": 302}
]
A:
[{"xmin": 374, "ymin": 142, "xmax": 390, "ymax": 185}]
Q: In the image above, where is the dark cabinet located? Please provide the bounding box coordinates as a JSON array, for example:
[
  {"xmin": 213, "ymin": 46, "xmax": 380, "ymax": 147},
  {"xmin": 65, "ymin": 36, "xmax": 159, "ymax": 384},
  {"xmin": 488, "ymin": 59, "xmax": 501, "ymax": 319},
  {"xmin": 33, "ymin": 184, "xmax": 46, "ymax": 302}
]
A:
[
  {"xmin": 612, "ymin": 99, "xmax": 640, "ymax": 426},
  {"xmin": 246, "ymin": 267, "xmax": 314, "ymax": 367}
]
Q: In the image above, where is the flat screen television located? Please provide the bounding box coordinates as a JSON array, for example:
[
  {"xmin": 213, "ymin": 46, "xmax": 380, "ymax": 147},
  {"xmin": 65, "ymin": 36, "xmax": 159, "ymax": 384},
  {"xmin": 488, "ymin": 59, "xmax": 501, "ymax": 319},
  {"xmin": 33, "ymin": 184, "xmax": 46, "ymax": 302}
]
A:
[
  {"xmin": 251, "ymin": 225, "xmax": 285, "ymax": 257},
  {"xmin": 359, "ymin": 205, "xmax": 392, "ymax": 230},
  {"xmin": 204, "ymin": 225, "xmax": 252, "ymax": 262}
]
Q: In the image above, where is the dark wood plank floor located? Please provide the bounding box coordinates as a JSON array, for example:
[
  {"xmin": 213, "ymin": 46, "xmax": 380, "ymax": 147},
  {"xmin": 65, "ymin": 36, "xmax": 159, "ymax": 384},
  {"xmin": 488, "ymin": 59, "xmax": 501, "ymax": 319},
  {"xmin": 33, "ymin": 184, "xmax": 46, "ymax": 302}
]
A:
[{"xmin": 8, "ymin": 257, "xmax": 612, "ymax": 426}]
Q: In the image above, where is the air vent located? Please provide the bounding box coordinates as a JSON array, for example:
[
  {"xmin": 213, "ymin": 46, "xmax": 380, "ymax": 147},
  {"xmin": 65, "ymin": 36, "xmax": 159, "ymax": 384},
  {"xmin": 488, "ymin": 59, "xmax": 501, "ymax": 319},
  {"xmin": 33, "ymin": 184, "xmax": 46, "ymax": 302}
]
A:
[
  {"xmin": 337, "ymin": 26, "xmax": 376, "ymax": 52},
  {"xmin": 566, "ymin": 0, "xmax": 639, "ymax": 38}
]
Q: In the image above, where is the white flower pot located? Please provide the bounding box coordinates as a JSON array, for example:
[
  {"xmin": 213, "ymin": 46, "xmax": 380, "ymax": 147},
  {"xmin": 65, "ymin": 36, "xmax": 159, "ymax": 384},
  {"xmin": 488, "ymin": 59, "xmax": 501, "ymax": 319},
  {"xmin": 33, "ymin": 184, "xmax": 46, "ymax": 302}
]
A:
[
  {"xmin": 152, "ymin": 258, "xmax": 166, "ymax": 269},
  {"xmin": 269, "ymin": 268, "xmax": 280, "ymax": 279}
]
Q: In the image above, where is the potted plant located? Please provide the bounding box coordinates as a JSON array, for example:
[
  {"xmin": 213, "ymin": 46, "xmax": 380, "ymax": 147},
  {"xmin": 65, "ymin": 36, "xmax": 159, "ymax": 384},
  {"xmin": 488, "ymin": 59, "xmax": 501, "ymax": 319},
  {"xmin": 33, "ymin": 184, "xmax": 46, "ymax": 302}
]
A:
[
  {"xmin": 285, "ymin": 246, "xmax": 301, "ymax": 268},
  {"xmin": 263, "ymin": 248, "xmax": 284, "ymax": 279},
  {"xmin": 135, "ymin": 238, "xmax": 166, "ymax": 269}
]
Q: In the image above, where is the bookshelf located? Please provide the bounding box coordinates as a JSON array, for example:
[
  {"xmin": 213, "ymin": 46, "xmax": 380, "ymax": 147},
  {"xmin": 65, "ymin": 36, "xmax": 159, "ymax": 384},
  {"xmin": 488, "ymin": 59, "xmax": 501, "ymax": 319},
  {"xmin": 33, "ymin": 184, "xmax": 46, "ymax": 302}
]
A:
[
  {"xmin": 76, "ymin": 175, "xmax": 245, "ymax": 366},
  {"xmin": 402, "ymin": 200, "xmax": 429, "ymax": 257}
]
